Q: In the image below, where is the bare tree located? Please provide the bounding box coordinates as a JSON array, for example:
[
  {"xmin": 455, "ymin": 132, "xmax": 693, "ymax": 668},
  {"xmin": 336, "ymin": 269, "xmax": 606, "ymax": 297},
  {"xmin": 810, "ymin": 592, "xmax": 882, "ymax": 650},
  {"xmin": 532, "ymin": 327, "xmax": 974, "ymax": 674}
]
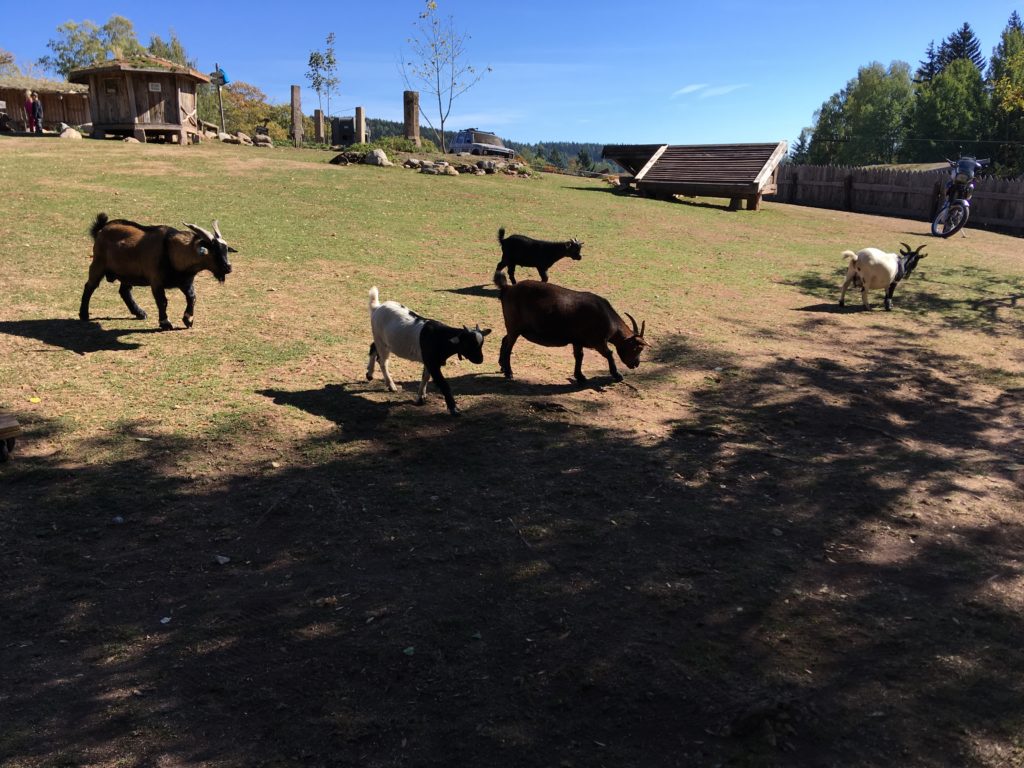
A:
[{"xmin": 401, "ymin": 1, "xmax": 490, "ymax": 153}]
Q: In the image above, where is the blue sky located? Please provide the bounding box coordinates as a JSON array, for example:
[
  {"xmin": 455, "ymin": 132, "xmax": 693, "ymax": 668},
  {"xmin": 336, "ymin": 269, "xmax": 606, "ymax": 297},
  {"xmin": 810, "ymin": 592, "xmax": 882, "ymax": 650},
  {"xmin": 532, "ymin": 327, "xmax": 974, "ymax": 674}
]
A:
[{"xmin": 3, "ymin": 1, "xmax": 1020, "ymax": 146}]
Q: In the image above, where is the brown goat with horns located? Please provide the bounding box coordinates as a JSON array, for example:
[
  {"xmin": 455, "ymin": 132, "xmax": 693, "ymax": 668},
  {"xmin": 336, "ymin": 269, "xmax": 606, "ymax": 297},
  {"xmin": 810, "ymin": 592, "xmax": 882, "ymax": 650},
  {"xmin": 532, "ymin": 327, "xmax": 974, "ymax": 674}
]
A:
[
  {"xmin": 494, "ymin": 270, "xmax": 649, "ymax": 383},
  {"xmin": 80, "ymin": 213, "xmax": 237, "ymax": 331}
]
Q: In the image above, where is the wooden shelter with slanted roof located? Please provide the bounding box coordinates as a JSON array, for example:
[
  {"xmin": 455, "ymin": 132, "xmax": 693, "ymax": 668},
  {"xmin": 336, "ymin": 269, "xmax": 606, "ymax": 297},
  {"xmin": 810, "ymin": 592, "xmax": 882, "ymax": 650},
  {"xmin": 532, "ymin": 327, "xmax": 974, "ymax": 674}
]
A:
[
  {"xmin": 0, "ymin": 75, "xmax": 90, "ymax": 132},
  {"xmin": 69, "ymin": 56, "xmax": 209, "ymax": 144},
  {"xmin": 603, "ymin": 142, "xmax": 788, "ymax": 210}
]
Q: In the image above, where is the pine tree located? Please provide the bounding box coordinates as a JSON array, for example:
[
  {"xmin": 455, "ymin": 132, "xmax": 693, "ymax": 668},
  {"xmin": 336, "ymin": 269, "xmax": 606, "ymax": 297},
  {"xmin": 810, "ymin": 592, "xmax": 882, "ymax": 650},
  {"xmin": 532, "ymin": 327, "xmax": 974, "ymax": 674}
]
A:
[
  {"xmin": 916, "ymin": 40, "xmax": 939, "ymax": 82},
  {"xmin": 938, "ymin": 23, "xmax": 986, "ymax": 72}
]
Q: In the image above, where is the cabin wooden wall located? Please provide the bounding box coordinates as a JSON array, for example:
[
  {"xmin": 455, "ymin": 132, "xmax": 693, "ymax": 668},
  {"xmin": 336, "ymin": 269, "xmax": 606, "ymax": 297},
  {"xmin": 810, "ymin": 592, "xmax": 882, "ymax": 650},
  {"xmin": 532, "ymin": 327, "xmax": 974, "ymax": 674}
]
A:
[{"xmin": 0, "ymin": 87, "xmax": 90, "ymax": 130}]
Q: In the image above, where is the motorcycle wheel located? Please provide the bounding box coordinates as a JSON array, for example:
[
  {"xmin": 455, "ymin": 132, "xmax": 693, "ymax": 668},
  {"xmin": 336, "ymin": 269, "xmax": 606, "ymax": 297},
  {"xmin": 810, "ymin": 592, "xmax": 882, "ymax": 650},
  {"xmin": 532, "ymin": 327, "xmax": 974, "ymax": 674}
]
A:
[
  {"xmin": 940, "ymin": 203, "xmax": 969, "ymax": 237},
  {"xmin": 931, "ymin": 202, "xmax": 969, "ymax": 238}
]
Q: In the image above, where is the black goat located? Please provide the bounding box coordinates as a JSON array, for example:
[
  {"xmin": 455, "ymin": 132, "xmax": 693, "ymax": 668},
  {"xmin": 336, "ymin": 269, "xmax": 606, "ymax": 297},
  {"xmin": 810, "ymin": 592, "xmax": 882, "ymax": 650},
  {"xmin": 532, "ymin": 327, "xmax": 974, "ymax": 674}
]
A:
[
  {"xmin": 494, "ymin": 271, "xmax": 648, "ymax": 383},
  {"xmin": 496, "ymin": 227, "xmax": 583, "ymax": 284},
  {"xmin": 81, "ymin": 213, "xmax": 237, "ymax": 330}
]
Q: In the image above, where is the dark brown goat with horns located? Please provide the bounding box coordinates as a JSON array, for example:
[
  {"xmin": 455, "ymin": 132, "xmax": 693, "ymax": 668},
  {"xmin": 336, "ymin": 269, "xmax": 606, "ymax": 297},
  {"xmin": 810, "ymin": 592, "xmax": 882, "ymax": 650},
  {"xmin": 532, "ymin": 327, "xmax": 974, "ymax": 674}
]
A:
[
  {"xmin": 80, "ymin": 213, "xmax": 237, "ymax": 331},
  {"xmin": 494, "ymin": 270, "xmax": 649, "ymax": 383}
]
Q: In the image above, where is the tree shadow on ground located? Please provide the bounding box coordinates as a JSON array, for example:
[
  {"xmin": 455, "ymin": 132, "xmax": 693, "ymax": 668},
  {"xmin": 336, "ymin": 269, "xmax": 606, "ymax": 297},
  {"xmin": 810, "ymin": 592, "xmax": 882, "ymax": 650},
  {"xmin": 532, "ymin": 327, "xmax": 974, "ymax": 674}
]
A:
[
  {"xmin": 0, "ymin": 318, "xmax": 162, "ymax": 354},
  {"xmin": 786, "ymin": 265, "xmax": 1024, "ymax": 335},
  {"xmin": 3, "ymin": 327, "xmax": 1023, "ymax": 767}
]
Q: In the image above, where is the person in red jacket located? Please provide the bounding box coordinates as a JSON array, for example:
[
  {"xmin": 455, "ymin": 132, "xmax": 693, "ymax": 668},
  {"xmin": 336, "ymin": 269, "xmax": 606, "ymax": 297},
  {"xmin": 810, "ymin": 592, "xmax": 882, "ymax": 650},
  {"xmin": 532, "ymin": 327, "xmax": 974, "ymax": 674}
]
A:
[{"xmin": 24, "ymin": 90, "xmax": 34, "ymax": 132}]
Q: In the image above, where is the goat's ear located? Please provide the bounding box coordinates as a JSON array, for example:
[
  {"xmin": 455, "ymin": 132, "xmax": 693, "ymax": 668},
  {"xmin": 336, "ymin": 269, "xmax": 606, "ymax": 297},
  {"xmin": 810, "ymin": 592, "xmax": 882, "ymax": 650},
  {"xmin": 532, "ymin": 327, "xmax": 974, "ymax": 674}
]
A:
[
  {"xmin": 227, "ymin": 246, "xmax": 238, "ymax": 253},
  {"xmin": 480, "ymin": 328, "xmax": 492, "ymax": 336}
]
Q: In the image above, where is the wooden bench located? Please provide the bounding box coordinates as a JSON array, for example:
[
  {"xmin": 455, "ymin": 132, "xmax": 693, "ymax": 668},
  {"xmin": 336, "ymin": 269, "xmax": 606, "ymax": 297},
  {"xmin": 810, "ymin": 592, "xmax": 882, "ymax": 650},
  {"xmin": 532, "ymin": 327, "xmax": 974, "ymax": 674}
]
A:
[
  {"xmin": 0, "ymin": 414, "xmax": 21, "ymax": 462},
  {"xmin": 603, "ymin": 142, "xmax": 788, "ymax": 210}
]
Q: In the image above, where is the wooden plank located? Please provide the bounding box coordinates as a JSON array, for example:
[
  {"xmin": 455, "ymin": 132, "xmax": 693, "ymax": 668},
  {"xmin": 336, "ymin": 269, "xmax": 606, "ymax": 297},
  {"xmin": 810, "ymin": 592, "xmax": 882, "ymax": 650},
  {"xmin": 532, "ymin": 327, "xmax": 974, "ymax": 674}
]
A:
[
  {"xmin": 753, "ymin": 141, "xmax": 788, "ymax": 188},
  {"xmin": 634, "ymin": 145, "xmax": 669, "ymax": 182}
]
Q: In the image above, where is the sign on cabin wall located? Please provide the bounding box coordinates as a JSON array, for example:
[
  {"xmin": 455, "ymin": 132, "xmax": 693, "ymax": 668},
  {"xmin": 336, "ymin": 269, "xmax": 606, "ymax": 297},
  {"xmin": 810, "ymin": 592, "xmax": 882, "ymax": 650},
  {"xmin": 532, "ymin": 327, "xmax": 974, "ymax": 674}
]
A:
[{"xmin": 148, "ymin": 82, "xmax": 162, "ymax": 93}]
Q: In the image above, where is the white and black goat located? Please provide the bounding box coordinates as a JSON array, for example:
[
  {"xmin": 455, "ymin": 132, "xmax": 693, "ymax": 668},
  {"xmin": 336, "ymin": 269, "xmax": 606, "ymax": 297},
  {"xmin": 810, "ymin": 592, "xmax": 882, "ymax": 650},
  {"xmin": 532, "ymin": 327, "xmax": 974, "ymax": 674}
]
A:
[
  {"xmin": 366, "ymin": 287, "xmax": 491, "ymax": 415},
  {"xmin": 494, "ymin": 271, "xmax": 648, "ymax": 383},
  {"xmin": 838, "ymin": 242, "xmax": 927, "ymax": 310},
  {"xmin": 80, "ymin": 213, "xmax": 237, "ymax": 330},
  {"xmin": 496, "ymin": 227, "xmax": 583, "ymax": 284}
]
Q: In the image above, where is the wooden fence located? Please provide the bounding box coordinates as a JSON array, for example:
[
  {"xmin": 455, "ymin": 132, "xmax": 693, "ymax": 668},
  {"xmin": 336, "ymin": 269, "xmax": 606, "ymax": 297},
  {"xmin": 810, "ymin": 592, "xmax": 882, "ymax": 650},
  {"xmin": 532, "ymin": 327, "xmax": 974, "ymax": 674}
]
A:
[{"xmin": 768, "ymin": 165, "xmax": 1024, "ymax": 236}]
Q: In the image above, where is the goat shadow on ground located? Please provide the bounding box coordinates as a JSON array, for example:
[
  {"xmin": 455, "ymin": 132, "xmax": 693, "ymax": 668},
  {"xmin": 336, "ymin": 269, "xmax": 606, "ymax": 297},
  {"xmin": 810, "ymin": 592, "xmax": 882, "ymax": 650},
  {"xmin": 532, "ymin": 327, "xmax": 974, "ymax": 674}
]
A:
[
  {"xmin": 794, "ymin": 303, "xmax": 856, "ymax": 314},
  {"xmin": 0, "ymin": 318, "xmax": 161, "ymax": 354},
  {"xmin": 437, "ymin": 285, "xmax": 498, "ymax": 299},
  {"xmin": 452, "ymin": 370, "xmax": 609, "ymax": 397},
  {"xmin": 260, "ymin": 374, "xmax": 604, "ymax": 433}
]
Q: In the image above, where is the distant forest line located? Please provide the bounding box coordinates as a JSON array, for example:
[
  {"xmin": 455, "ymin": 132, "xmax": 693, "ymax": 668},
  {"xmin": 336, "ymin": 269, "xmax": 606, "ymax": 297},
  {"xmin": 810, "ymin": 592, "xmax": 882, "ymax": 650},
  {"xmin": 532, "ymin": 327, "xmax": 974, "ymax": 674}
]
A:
[{"xmin": 366, "ymin": 118, "xmax": 613, "ymax": 172}]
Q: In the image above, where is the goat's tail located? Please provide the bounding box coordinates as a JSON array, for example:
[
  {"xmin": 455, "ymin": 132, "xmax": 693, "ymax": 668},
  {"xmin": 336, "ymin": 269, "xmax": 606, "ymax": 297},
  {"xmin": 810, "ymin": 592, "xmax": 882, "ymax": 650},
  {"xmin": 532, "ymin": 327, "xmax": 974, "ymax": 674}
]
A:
[
  {"xmin": 493, "ymin": 269, "xmax": 510, "ymax": 295},
  {"xmin": 841, "ymin": 249, "xmax": 857, "ymax": 263},
  {"xmin": 497, "ymin": 227, "xmax": 506, "ymax": 244},
  {"xmin": 368, "ymin": 285, "xmax": 381, "ymax": 310},
  {"xmin": 90, "ymin": 213, "xmax": 109, "ymax": 240}
]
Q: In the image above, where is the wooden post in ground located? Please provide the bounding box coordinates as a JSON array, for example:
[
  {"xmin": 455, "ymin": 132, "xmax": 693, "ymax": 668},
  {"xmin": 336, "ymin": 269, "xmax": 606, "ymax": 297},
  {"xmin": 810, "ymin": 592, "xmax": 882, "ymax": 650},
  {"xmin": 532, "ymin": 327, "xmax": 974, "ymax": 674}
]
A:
[
  {"xmin": 291, "ymin": 85, "xmax": 303, "ymax": 147},
  {"xmin": 404, "ymin": 91, "xmax": 420, "ymax": 147},
  {"xmin": 355, "ymin": 106, "xmax": 366, "ymax": 144},
  {"xmin": 314, "ymin": 109, "xmax": 325, "ymax": 143}
]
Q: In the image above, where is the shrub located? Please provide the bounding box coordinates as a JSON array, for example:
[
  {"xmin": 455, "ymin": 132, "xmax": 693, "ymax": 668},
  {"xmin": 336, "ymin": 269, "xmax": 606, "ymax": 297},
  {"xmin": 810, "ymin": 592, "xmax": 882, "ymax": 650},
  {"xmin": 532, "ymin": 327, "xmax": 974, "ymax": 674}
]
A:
[{"xmin": 341, "ymin": 136, "xmax": 440, "ymax": 155}]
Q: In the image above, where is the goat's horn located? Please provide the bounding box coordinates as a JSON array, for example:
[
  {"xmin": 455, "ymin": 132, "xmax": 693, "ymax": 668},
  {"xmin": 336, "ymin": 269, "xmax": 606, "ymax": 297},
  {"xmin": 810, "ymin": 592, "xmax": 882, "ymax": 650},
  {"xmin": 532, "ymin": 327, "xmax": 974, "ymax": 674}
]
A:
[
  {"xmin": 212, "ymin": 220, "xmax": 223, "ymax": 240},
  {"xmin": 640, "ymin": 320, "xmax": 646, "ymax": 338},
  {"xmin": 899, "ymin": 242, "xmax": 911, "ymax": 254},
  {"xmin": 624, "ymin": 312, "xmax": 640, "ymax": 336},
  {"xmin": 183, "ymin": 222, "xmax": 215, "ymax": 242}
]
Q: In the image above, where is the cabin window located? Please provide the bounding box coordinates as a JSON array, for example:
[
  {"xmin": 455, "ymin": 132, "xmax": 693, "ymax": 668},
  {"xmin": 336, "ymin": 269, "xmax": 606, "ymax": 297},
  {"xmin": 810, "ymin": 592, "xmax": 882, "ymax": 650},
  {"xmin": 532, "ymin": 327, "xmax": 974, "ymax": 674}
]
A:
[{"xmin": 104, "ymin": 79, "xmax": 118, "ymax": 94}]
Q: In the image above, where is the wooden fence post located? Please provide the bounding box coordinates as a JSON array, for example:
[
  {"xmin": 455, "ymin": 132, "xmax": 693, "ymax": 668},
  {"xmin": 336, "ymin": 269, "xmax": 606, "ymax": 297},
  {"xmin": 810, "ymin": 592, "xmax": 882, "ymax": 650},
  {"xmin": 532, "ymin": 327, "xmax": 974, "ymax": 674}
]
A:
[
  {"xmin": 314, "ymin": 109, "xmax": 325, "ymax": 143},
  {"xmin": 291, "ymin": 85, "xmax": 303, "ymax": 148},
  {"xmin": 355, "ymin": 106, "xmax": 366, "ymax": 144},
  {"xmin": 403, "ymin": 91, "xmax": 420, "ymax": 147}
]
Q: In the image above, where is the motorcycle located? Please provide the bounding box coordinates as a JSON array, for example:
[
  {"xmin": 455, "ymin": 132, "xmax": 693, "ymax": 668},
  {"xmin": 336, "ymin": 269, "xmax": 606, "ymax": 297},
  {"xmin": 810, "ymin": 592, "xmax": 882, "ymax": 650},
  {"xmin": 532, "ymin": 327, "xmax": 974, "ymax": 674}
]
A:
[{"xmin": 931, "ymin": 155, "xmax": 989, "ymax": 238}]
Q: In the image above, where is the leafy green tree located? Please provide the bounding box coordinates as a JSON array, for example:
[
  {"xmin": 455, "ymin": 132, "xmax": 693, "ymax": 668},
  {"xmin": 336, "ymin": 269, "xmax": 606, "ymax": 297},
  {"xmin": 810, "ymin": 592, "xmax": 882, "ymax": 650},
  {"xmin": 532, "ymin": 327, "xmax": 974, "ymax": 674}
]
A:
[
  {"xmin": 401, "ymin": 0, "xmax": 490, "ymax": 152},
  {"xmin": 147, "ymin": 30, "xmax": 194, "ymax": 67},
  {"xmin": 323, "ymin": 32, "xmax": 339, "ymax": 118},
  {"xmin": 577, "ymin": 149, "xmax": 593, "ymax": 171},
  {"xmin": 990, "ymin": 13, "xmax": 1024, "ymax": 174},
  {"xmin": 910, "ymin": 57, "xmax": 988, "ymax": 161},
  {"xmin": 306, "ymin": 49, "xmax": 326, "ymax": 115},
  {"xmin": 839, "ymin": 61, "xmax": 915, "ymax": 164},
  {"xmin": 807, "ymin": 91, "xmax": 847, "ymax": 164},
  {"xmin": 38, "ymin": 16, "xmax": 145, "ymax": 77},
  {"xmin": 306, "ymin": 33, "xmax": 340, "ymax": 118}
]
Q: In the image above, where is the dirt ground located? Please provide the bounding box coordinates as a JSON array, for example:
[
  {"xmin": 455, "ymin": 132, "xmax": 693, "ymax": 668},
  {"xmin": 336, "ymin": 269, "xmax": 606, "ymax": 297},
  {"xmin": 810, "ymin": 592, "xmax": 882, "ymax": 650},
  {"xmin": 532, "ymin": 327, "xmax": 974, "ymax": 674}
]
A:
[{"xmin": 3, "ymin": 196, "xmax": 1024, "ymax": 767}]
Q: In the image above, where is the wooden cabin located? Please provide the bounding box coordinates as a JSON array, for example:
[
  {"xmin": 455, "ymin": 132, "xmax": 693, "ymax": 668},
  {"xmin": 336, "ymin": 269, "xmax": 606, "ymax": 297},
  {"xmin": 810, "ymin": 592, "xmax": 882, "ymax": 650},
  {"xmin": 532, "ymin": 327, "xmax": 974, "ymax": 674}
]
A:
[
  {"xmin": 69, "ymin": 56, "xmax": 209, "ymax": 144},
  {"xmin": 0, "ymin": 75, "xmax": 90, "ymax": 132},
  {"xmin": 603, "ymin": 142, "xmax": 788, "ymax": 210}
]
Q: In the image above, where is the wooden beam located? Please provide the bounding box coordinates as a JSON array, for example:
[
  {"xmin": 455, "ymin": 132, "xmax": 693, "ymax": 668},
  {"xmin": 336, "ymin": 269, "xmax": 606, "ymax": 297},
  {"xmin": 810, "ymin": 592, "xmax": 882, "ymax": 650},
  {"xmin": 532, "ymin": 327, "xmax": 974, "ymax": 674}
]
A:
[
  {"xmin": 753, "ymin": 141, "xmax": 789, "ymax": 190},
  {"xmin": 634, "ymin": 145, "xmax": 669, "ymax": 182}
]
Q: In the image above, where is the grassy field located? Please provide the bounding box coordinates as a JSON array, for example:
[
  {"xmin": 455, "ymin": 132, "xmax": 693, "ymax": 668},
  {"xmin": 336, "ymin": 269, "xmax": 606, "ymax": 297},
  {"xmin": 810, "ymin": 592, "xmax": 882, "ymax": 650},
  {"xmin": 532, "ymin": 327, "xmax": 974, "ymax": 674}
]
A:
[{"xmin": 2, "ymin": 136, "xmax": 1024, "ymax": 768}]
